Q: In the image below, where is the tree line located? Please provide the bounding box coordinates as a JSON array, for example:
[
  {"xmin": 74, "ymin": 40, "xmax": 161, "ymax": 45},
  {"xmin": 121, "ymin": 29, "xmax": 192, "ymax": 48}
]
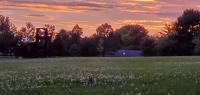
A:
[{"xmin": 0, "ymin": 9, "xmax": 200, "ymax": 57}]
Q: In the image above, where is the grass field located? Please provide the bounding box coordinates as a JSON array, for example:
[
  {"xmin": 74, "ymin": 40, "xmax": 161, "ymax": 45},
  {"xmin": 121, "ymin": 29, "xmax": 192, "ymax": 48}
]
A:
[{"xmin": 0, "ymin": 57, "xmax": 200, "ymax": 95}]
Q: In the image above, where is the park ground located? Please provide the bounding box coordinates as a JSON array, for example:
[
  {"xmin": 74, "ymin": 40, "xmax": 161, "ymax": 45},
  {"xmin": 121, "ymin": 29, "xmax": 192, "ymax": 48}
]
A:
[{"xmin": 0, "ymin": 57, "xmax": 200, "ymax": 95}]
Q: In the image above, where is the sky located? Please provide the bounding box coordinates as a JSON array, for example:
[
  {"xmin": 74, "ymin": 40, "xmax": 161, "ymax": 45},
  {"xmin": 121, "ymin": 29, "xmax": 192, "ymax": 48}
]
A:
[{"xmin": 0, "ymin": 0, "xmax": 200, "ymax": 36}]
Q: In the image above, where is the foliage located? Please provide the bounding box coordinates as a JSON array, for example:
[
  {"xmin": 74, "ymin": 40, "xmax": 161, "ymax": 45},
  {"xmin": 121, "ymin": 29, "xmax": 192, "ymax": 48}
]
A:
[
  {"xmin": 71, "ymin": 24, "xmax": 83, "ymax": 44},
  {"xmin": 104, "ymin": 32, "xmax": 122, "ymax": 52},
  {"xmin": 81, "ymin": 37, "xmax": 98, "ymax": 56},
  {"xmin": 192, "ymin": 38, "xmax": 200, "ymax": 55},
  {"xmin": 17, "ymin": 22, "xmax": 36, "ymax": 44},
  {"xmin": 96, "ymin": 23, "xmax": 113, "ymax": 38},
  {"xmin": 96, "ymin": 23, "xmax": 114, "ymax": 56},
  {"xmin": 0, "ymin": 15, "xmax": 17, "ymax": 55},
  {"xmin": 156, "ymin": 9, "xmax": 200, "ymax": 56},
  {"xmin": 52, "ymin": 25, "xmax": 82, "ymax": 56},
  {"xmin": 3, "ymin": 9, "xmax": 200, "ymax": 57},
  {"xmin": 115, "ymin": 24, "xmax": 148, "ymax": 50},
  {"xmin": 141, "ymin": 37, "xmax": 156, "ymax": 56},
  {"xmin": 156, "ymin": 34, "xmax": 177, "ymax": 56},
  {"xmin": 44, "ymin": 24, "xmax": 55, "ymax": 39},
  {"xmin": 69, "ymin": 43, "xmax": 81, "ymax": 56},
  {"xmin": 52, "ymin": 29, "xmax": 71, "ymax": 56}
]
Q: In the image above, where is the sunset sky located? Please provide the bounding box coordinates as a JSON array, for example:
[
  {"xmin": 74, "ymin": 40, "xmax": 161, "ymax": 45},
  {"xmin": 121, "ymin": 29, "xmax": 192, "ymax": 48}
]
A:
[{"xmin": 0, "ymin": 0, "xmax": 199, "ymax": 36}]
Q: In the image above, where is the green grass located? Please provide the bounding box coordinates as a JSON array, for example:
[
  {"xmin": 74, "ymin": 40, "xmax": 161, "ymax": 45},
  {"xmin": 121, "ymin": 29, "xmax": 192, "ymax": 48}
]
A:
[{"xmin": 1, "ymin": 56, "xmax": 200, "ymax": 95}]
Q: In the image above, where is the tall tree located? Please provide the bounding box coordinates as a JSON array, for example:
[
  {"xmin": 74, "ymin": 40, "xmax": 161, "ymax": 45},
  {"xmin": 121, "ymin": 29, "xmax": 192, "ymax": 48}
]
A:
[
  {"xmin": 156, "ymin": 24, "xmax": 178, "ymax": 56},
  {"xmin": 175, "ymin": 9, "xmax": 200, "ymax": 55},
  {"xmin": 67, "ymin": 24, "xmax": 83, "ymax": 56},
  {"xmin": 52, "ymin": 29, "xmax": 71, "ymax": 56},
  {"xmin": 96, "ymin": 23, "xmax": 114, "ymax": 56},
  {"xmin": 156, "ymin": 9, "xmax": 200, "ymax": 56},
  {"xmin": 70, "ymin": 24, "xmax": 83, "ymax": 44},
  {"xmin": 115, "ymin": 24, "xmax": 148, "ymax": 50},
  {"xmin": 0, "ymin": 15, "xmax": 17, "ymax": 55}
]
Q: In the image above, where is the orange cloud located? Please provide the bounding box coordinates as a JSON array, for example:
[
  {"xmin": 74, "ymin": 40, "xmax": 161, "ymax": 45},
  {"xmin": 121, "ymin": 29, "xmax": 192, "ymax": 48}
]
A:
[
  {"xmin": 1, "ymin": 3, "xmax": 87, "ymax": 13},
  {"xmin": 25, "ymin": 14, "xmax": 55, "ymax": 21},
  {"xmin": 112, "ymin": 18, "xmax": 172, "ymax": 35},
  {"xmin": 0, "ymin": 1, "xmax": 107, "ymax": 13},
  {"xmin": 113, "ymin": 19, "xmax": 163, "ymax": 25},
  {"xmin": 128, "ymin": 0, "xmax": 157, "ymax": 2},
  {"xmin": 143, "ymin": 5, "xmax": 160, "ymax": 9}
]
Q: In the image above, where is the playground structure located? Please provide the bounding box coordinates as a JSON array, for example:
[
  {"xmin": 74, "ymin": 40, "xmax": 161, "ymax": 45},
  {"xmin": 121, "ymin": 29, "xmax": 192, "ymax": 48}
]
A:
[{"xmin": 14, "ymin": 28, "xmax": 53, "ymax": 58}]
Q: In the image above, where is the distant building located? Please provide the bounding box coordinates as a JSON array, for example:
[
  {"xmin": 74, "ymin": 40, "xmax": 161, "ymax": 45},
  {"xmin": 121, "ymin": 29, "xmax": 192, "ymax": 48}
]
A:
[{"xmin": 114, "ymin": 50, "xmax": 142, "ymax": 57}]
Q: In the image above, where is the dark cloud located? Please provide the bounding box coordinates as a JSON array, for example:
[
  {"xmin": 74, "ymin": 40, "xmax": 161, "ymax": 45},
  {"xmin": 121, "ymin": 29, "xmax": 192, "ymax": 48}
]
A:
[
  {"xmin": 26, "ymin": 14, "xmax": 46, "ymax": 17},
  {"xmin": 156, "ymin": 12, "xmax": 181, "ymax": 18}
]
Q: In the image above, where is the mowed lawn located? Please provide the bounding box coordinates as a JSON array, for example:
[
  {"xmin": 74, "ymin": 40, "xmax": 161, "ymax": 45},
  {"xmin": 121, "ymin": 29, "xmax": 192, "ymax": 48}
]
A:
[{"xmin": 1, "ymin": 57, "xmax": 200, "ymax": 95}]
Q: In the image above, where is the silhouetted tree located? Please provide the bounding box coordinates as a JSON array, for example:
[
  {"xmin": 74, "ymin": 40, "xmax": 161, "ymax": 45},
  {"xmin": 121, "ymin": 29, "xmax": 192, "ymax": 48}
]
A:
[
  {"xmin": 141, "ymin": 37, "xmax": 156, "ymax": 56},
  {"xmin": 115, "ymin": 24, "xmax": 148, "ymax": 50},
  {"xmin": 0, "ymin": 15, "xmax": 17, "ymax": 55},
  {"xmin": 104, "ymin": 32, "xmax": 122, "ymax": 52},
  {"xmin": 67, "ymin": 24, "xmax": 83, "ymax": 56},
  {"xmin": 69, "ymin": 43, "xmax": 80, "ymax": 56},
  {"xmin": 96, "ymin": 23, "xmax": 114, "ymax": 56},
  {"xmin": 81, "ymin": 37, "xmax": 98, "ymax": 56},
  {"xmin": 97, "ymin": 37, "xmax": 105, "ymax": 56},
  {"xmin": 156, "ymin": 34, "xmax": 178, "ymax": 56},
  {"xmin": 52, "ymin": 25, "xmax": 83, "ymax": 56},
  {"xmin": 156, "ymin": 9, "xmax": 200, "ymax": 56},
  {"xmin": 192, "ymin": 38, "xmax": 200, "ymax": 55},
  {"xmin": 52, "ymin": 29, "xmax": 71, "ymax": 56},
  {"xmin": 173, "ymin": 9, "xmax": 200, "ymax": 55},
  {"xmin": 156, "ymin": 24, "xmax": 178, "ymax": 56},
  {"xmin": 70, "ymin": 24, "xmax": 83, "ymax": 44}
]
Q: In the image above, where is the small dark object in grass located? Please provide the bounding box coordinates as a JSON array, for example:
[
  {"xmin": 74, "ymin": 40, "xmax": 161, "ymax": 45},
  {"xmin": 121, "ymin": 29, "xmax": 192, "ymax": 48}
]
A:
[{"xmin": 87, "ymin": 73, "xmax": 96, "ymax": 86}]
